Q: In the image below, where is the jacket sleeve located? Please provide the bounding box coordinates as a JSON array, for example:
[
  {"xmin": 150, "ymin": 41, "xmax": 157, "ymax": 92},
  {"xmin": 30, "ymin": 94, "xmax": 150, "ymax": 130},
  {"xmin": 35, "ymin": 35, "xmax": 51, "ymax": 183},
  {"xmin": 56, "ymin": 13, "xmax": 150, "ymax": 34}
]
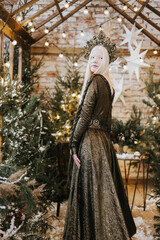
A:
[{"xmin": 70, "ymin": 77, "xmax": 99, "ymax": 154}]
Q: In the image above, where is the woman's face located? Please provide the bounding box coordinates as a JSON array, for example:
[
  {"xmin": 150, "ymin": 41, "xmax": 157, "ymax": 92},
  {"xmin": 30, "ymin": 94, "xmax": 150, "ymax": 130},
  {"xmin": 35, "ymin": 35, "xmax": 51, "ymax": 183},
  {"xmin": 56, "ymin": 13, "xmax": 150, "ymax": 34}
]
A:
[{"xmin": 89, "ymin": 48, "xmax": 103, "ymax": 73}]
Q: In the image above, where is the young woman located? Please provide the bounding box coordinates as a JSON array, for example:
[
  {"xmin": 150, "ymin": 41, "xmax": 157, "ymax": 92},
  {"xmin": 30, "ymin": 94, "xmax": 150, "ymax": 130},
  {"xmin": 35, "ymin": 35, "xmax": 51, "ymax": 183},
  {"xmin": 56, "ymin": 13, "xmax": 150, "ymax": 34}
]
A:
[{"xmin": 63, "ymin": 43, "xmax": 136, "ymax": 239}]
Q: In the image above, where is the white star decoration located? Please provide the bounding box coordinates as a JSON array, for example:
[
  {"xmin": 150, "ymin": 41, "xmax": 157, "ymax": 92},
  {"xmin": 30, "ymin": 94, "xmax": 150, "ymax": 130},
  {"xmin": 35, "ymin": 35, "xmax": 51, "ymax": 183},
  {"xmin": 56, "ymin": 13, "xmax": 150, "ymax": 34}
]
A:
[
  {"xmin": 110, "ymin": 58, "xmax": 121, "ymax": 73},
  {"xmin": 123, "ymin": 41, "xmax": 150, "ymax": 81},
  {"xmin": 112, "ymin": 77, "xmax": 132, "ymax": 106},
  {"xmin": 120, "ymin": 24, "xmax": 143, "ymax": 47}
]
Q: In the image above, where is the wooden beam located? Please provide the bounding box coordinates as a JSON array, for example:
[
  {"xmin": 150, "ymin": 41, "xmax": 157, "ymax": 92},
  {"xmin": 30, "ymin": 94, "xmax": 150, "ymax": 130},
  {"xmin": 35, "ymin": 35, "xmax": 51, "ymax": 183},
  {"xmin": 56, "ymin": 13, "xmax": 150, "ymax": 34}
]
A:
[
  {"xmin": 136, "ymin": 0, "xmax": 160, "ymax": 17},
  {"xmin": 119, "ymin": 0, "xmax": 160, "ymax": 32},
  {"xmin": 0, "ymin": 33, "xmax": 4, "ymax": 65},
  {"xmin": 35, "ymin": 0, "xmax": 79, "ymax": 30},
  {"xmin": 35, "ymin": 0, "xmax": 92, "ymax": 42},
  {"xmin": 0, "ymin": 20, "xmax": 28, "ymax": 48},
  {"xmin": 31, "ymin": 46, "xmax": 160, "ymax": 57},
  {"xmin": 54, "ymin": 0, "xmax": 64, "ymax": 21},
  {"xmin": 9, "ymin": 42, "xmax": 14, "ymax": 80},
  {"xmin": 133, "ymin": 0, "xmax": 149, "ymax": 21},
  {"xmin": 18, "ymin": 46, "xmax": 23, "ymax": 82},
  {"xmin": 11, "ymin": 0, "xmax": 39, "ymax": 16},
  {"xmin": 0, "ymin": 4, "xmax": 35, "ymax": 44},
  {"xmin": 21, "ymin": 0, "xmax": 63, "ymax": 26},
  {"xmin": 105, "ymin": 0, "xmax": 160, "ymax": 46}
]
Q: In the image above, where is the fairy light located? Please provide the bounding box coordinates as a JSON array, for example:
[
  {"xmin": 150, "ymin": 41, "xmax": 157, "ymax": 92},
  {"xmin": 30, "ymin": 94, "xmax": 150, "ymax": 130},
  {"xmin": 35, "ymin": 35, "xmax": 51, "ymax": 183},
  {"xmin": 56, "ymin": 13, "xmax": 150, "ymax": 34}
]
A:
[
  {"xmin": 59, "ymin": 53, "xmax": 63, "ymax": 58},
  {"xmin": 12, "ymin": 40, "xmax": 17, "ymax": 45},
  {"xmin": 45, "ymin": 41, "xmax": 49, "ymax": 46},
  {"xmin": 134, "ymin": 6, "xmax": 138, "ymax": 12},
  {"xmin": 80, "ymin": 30, "xmax": 84, "ymax": 36},
  {"xmin": 84, "ymin": 6, "xmax": 89, "ymax": 14},
  {"xmin": 153, "ymin": 50, "xmax": 158, "ymax": 54},
  {"xmin": 44, "ymin": 28, "xmax": 49, "ymax": 34},
  {"xmin": 72, "ymin": 93, "xmax": 76, "ymax": 97},
  {"xmin": 77, "ymin": 94, "xmax": 81, "ymax": 99},
  {"xmin": 56, "ymin": 115, "xmax": 60, "ymax": 119},
  {"xmin": 74, "ymin": 62, "xmax": 78, "ymax": 67},
  {"xmin": 62, "ymin": 31, "xmax": 66, "ymax": 38},
  {"xmin": 104, "ymin": 8, "xmax": 109, "ymax": 15},
  {"xmin": 64, "ymin": 1, "xmax": 69, "ymax": 8},
  {"xmin": 16, "ymin": 15, "xmax": 22, "ymax": 22},
  {"xmin": 28, "ymin": 21, "xmax": 33, "ymax": 27},
  {"xmin": 57, "ymin": 132, "xmax": 62, "ymax": 136},
  {"xmin": 30, "ymin": 27, "xmax": 35, "ymax": 32},
  {"xmin": 66, "ymin": 124, "xmax": 70, "ymax": 129},
  {"xmin": 123, "ymin": 65, "xmax": 127, "ymax": 70},
  {"xmin": 117, "ymin": 17, "xmax": 122, "ymax": 22},
  {"xmin": 122, "ymin": 5, "xmax": 127, "ymax": 10}
]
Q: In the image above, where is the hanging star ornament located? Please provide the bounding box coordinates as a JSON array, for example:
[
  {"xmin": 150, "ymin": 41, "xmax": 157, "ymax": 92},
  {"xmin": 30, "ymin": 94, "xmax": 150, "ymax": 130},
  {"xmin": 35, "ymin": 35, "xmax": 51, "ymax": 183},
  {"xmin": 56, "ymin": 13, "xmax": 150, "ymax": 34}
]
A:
[
  {"xmin": 120, "ymin": 24, "xmax": 143, "ymax": 47},
  {"xmin": 112, "ymin": 77, "xmax": 132, "ymax": 106},
  {"xmin": 123, "ymin": 41, "xmax": 150, "ymax": 81},
  {"xmin": 110, "ymin": 58, "xmax": 121, "ymax": 73}
]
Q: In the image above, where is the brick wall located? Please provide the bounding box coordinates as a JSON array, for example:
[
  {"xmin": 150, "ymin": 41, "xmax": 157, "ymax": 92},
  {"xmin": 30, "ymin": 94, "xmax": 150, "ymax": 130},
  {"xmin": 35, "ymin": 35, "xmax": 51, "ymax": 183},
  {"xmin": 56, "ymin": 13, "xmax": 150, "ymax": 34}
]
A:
[{"xmin": 27, "ymin": 0, "xmax": 160, "ymax": 122}]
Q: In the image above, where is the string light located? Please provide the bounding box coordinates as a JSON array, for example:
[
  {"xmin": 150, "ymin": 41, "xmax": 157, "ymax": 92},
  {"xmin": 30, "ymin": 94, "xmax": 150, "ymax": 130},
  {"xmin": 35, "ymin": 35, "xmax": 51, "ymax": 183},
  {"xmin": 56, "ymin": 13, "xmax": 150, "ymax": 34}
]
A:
[
  {"xmin": 45, "ymin": 41, "xmax": 49, "ymax": 46},
  {"xmin": 122, "ymin": 5, "xmax": 127, "ymax": 10},
  {"xmin": 84, "ymin": 6, "xmax": 89, "ymax": 14},
  {"xmin": 77, "ymin": 94, "xmax": 81, "ymax": 99},
  {"xmin": 153, "ymin": 50, "xmax": 158, "ymax": 54},
  {"xmin": 62, "ymin": 31, "xmax": 66, "ymax": 38},
  {"xmin": 104, "ymin": 8, "xmax": 109, "ymax": 15},
  {"xmin": 44, "ymin": 28, "xmax": 49, "ymax": 34},
  {"xmin": 64, "ymin": 1, "xmax": 69, "ymax": 8},
  {"xmin": 57, "ymin": 132, "xmax": 62, "ymax": 136},
  {"xmin": 74, "ymin": 62, "xmax": 78, "ymax": 67},
  {"xmin": 117, "ymin": 17, "xmax": 122, "ymax": 22},
  {"xmin": 59, "ymin": 53, "xmax": 64, "ymax": 58},
  {"xmin": 12, "ymin": 40, "xmax": 17, "ymax": 45},
  {"xmin": 16, "ymin": 15, "xmax": 22, "ymax": 22},
  {"xmin": 80, "ymin": 30, "xmax": 84, "ymax": 36},
  {"xmin": 30, "ymin": 27, "xmax": 35, "ymax": 32},
  {"xmin": 134, "ymin": 6, "xmax": 138, "ymax": 12},
  {"xmin": 28, "ymin": 21, "xmax": 33, "ymax": 27},
  {"xmin": 99, "ymin": 25, "xmax": 103, "ymax": 31},
  {"xmin": 56, "ymin": 115, "xmax": 60, "ymax": 119}
]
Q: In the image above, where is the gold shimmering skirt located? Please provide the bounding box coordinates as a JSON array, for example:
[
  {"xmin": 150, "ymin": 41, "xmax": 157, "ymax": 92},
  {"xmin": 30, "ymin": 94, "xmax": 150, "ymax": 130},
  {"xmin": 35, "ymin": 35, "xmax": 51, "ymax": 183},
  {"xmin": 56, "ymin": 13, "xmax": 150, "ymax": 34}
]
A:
[{"xmin": 63, "ymin": 128, "xmax": 136, "ymax": 240}]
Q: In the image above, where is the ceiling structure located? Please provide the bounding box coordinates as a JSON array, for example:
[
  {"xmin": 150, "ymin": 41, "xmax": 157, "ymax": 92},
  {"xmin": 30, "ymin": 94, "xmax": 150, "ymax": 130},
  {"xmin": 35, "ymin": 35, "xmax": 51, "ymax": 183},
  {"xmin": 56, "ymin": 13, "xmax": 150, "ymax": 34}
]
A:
[{"xmin": 0, "ymin": 0, "xmax": 160, "ymax": 49}]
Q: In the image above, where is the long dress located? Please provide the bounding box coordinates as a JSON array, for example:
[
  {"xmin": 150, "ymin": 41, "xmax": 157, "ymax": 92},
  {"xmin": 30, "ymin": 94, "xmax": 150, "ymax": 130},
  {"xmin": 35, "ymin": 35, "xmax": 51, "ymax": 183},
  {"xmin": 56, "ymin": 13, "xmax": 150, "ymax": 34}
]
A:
[{"xmin": 63, "ymin": 74, "xmax": 136, "ymax": 240}]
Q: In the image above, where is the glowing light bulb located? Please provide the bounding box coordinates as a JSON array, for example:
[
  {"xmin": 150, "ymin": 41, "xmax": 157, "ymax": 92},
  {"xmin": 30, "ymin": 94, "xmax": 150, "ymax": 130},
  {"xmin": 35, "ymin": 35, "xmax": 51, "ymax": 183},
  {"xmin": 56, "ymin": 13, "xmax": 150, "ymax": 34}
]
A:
[
  {"xmin": 45, "ymin": 41, "xmax": 49, "ymax": 46},
  {"xmin": 77, "ymin": 94, "xmax": 81, "ymax": 99},
  {"xmin": 44, "ymin": 28, "xmax": 49, "ymax": 34},
  {"xmin": 16, "ymin": 15, "xmax": 22, "ymax": 22},
  {"xmin": 12, "ymin": 40, "xmax": 17, "ymax": 45},
  {"xmin": 153, "ymin": 50, "xmax": 158, "ymax": 54},
  {"xmin": 28, "ymin": 21, "xmax": 33, "ymax": 27},
  {"xmin": 84, "ymin": 7, "xmax": 88, "ymax": 14},
  {"xmin": 123, "ymin": 65, "xmax": 127, "ymax": 70},
  {"xmin": 57, "ymin": 132, "xmax": 62, "ymax": 136},
  {"xmin": 134, "ymin": 6, "xmax": 138, "ymax": 12},
  {"xmin": 72, "ymin": 93, "xmax": 76, "ymax": 97},
  {"xmin": 62, "ymin": 31, "xmax": 66, "ymax": 38},
  {"xmin": 64, "ymin": 1, "xmax": 69, "ymax": 8},
  {"xmin": 30, "ymin": 27, "xmax": 35, "ymax": 32},
  {"xmin": 80, "ymin": 30, "xmax": 84, "ymax": 36},
  {"xmin": 104, "ymin": 8, "xmax": 109, "ymax": 15},
  {"xmin": 123, "ymin": 5, "xmax": 127, "ymax": 10},
  {"xmin": 117, "ymin": 17, "xmax": 122, "ymax": 22},
  {"xmin": 56, "ymin": 115, "xmax": 60, "ymax": 119},
  {"xmin": 59, "ymin": 53, "xmax": 63, "ymax": 58},
  {"xmin": 99, "ymin": 25, "xmax": 103, "ymax": 31},
  {"xmin": 74, "ymin": 62, "xmax": 78, "ymax": 67}
]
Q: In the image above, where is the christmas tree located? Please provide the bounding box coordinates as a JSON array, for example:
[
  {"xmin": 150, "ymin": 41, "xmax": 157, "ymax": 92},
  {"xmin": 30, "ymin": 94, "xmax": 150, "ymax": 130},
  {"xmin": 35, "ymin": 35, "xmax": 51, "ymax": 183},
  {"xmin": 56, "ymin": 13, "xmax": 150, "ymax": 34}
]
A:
[
  {"xmin": 48, "ymin": 55, "xmax": 83, "ymax": 142},
  {"xmin": 141, "ymin": 70, "xmax": 160, "ymax": 238},
  {"xmin": 0, "ymin": 61, "xmax": 66, "ymax": 238}
]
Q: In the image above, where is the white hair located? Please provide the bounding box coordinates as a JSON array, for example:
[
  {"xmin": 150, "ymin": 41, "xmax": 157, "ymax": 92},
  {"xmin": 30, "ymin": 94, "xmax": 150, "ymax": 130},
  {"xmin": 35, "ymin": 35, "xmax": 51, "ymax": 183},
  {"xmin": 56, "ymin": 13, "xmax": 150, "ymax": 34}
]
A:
[{"xmin": 79, "ymin": 45, "xmax": 111, "ymax": 104}]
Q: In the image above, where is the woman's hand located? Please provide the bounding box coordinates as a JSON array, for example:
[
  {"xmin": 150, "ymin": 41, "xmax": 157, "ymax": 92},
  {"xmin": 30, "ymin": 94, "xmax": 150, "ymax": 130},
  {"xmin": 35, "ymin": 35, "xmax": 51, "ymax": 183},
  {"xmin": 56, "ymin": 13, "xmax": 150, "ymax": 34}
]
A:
[{"xmin": 73, "ymin": 154, "xmax": 81, "ymax": 169}]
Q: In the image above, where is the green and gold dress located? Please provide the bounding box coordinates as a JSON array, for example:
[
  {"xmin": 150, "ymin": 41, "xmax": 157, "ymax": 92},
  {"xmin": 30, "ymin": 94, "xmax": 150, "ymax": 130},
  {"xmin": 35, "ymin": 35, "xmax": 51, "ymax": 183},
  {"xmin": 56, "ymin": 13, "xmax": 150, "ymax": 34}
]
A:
[{"xmin": 63, "ymin": 74, "xmax": 136, "ymax": 240}]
